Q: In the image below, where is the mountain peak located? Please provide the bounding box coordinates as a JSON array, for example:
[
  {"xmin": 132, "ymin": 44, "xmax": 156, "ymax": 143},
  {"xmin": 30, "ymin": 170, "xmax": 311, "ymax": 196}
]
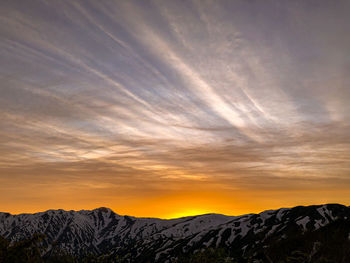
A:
[{"xmin": 93, "ymin": 207, "xmax": 113, "ymax": 213}]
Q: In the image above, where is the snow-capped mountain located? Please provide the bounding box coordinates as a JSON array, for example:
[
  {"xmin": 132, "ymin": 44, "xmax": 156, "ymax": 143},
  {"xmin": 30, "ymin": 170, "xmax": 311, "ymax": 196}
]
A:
[{"xmin": 0, "ymin": 204, "xmax": 349, "ymax": 262}]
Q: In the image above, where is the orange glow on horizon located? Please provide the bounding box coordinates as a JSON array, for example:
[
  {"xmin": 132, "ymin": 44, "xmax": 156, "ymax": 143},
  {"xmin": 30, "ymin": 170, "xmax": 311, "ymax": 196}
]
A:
[{"xmin": 3, "ymin": 188, "xmax": 349, "ymax": 219}]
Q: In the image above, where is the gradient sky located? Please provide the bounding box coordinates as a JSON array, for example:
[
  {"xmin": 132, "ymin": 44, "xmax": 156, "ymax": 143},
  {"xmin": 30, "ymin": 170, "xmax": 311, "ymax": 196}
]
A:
[{"xmin": 1, "ymin": 0, "xmax": 350, "ymax": 218}]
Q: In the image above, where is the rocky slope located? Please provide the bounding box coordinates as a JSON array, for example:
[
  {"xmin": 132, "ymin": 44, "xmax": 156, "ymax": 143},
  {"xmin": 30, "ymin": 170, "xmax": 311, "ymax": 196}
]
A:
[{"xmin": 0, "ymin": 204, "xmax": 349, "ymax": 262}]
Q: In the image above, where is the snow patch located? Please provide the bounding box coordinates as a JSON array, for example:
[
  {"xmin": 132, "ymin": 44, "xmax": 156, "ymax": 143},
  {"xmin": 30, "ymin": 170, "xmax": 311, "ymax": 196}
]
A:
[
  {"xmin": 276, "ymin": 208, "xmax": 288, "ymax": 221},
  {"xmin": 296, "ymin": 216, "xmax": 310, "ymax": 230}
]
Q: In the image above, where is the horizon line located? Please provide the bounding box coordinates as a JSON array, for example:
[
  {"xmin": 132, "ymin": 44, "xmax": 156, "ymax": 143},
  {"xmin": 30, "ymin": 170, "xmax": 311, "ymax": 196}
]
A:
[{"xmin": 1, "ymin": 203, "xmax": 348, "ymax": 220}]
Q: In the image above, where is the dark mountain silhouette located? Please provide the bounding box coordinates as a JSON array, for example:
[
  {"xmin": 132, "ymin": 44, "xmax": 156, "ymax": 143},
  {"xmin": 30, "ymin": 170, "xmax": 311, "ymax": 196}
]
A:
[{"xmin": 1, "ymin": 204, "xmax": 349, "ymax": 262}]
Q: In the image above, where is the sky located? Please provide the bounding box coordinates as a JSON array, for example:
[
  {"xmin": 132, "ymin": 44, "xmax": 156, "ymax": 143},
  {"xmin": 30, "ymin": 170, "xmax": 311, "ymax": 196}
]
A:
[{"xmin": 1, "ymin": 0, "xmax": 350, "ymax": 218}]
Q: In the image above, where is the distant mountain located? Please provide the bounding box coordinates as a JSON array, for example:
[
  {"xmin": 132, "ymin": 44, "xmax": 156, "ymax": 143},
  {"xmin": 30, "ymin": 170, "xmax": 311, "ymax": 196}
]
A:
[{"xmin": 0, "ymin": 204, "xmax": 349, "ymax": 262}]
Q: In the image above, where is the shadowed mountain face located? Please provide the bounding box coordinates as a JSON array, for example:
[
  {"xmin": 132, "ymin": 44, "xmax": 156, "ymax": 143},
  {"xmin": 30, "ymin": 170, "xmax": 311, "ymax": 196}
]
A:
[{"xmin": 0, "ymin": 204, "xmax": 349, "ymax": 262}]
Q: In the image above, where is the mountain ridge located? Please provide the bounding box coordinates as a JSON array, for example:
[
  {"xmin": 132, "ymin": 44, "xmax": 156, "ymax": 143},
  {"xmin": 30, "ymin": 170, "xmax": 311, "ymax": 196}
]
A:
[
  {"xmin": 5, "ymin": 203, "xmax": 347, "ymax": 219},
  {"xmin": 1, "ymin": 203, "xmax": 349, "ymax": 262}
]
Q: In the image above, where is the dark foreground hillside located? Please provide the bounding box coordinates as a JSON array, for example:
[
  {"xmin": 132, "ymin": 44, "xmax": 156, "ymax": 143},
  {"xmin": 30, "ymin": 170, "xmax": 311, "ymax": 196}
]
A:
[{"xmin": 1, "ymin": 204, "xmax": 349, "ymax": 263}]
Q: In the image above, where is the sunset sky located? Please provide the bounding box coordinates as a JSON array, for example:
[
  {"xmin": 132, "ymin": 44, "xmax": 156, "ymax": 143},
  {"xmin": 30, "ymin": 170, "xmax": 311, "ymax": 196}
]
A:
[{"xmin": 1, "ymin": 0, "xmax": 350, "ymax": 218}]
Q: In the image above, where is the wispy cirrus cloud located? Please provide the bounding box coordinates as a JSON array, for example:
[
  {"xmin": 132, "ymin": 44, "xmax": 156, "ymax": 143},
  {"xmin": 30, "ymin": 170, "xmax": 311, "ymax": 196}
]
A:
[{"xmin": 1, "ymin": 0, "xmax": 349, "ymax": 217}]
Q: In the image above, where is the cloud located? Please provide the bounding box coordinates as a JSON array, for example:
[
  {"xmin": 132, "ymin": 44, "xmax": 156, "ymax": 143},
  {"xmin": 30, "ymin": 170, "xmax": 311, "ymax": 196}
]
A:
[{"xmin": 0, "ymin": 0, "xmax": 349, "ymax": 216}]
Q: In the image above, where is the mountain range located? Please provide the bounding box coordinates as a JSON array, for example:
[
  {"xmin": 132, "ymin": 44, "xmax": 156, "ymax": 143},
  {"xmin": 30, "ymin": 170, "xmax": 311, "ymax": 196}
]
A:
[{"xmin": 1, "ymin": 204, "xmax": 350, "ymax": 262}]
